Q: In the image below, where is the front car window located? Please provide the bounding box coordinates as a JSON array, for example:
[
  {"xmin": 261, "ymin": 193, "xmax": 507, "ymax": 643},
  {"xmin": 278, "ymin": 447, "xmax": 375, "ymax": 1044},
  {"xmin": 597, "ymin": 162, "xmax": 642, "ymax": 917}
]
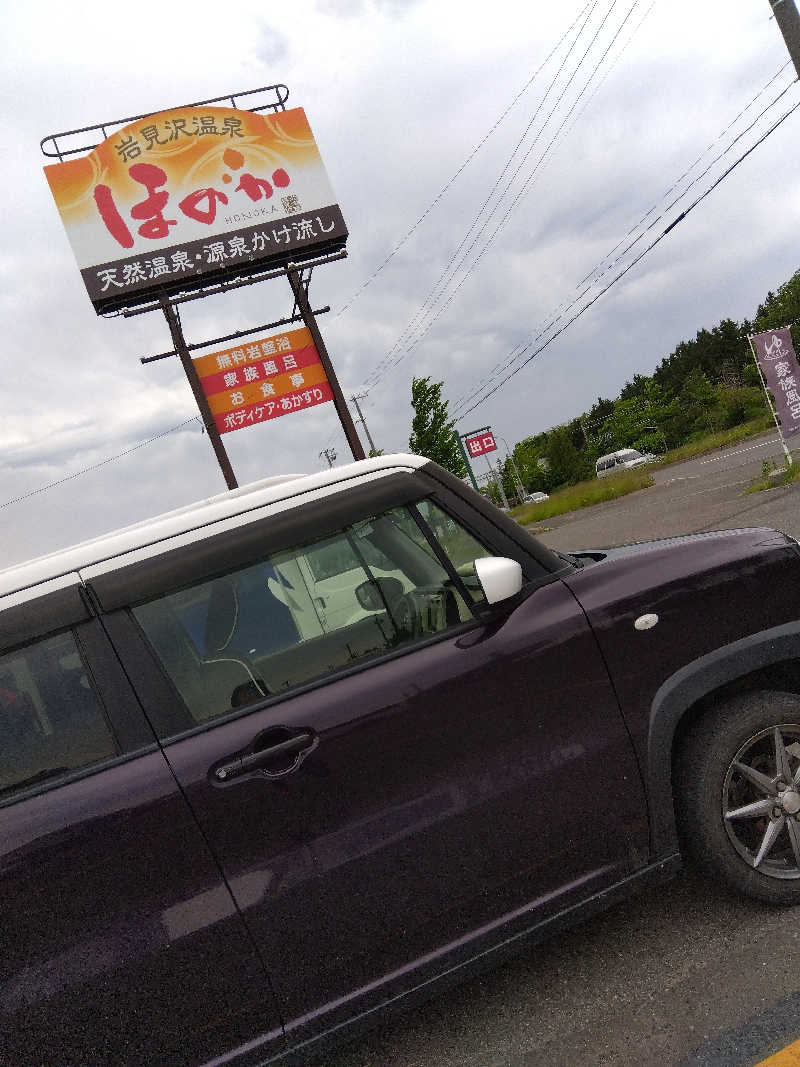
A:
[
  {"xmin": 133, "ymin": 501, "xmax": 496, "ymax": 729},
  {"xmin": 0, "ymin": 631, "xmax": 118, "ymax": 798}
]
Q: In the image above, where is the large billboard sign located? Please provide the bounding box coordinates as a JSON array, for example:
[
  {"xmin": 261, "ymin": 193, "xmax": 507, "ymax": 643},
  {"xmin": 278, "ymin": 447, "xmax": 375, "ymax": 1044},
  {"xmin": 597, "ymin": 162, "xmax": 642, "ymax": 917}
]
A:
[
  {"xmin": 194, "ymin": 326, "xmax": 332, "ymax": 435},
  {"xmin": 44, "ymin": 106, "xmax": 347, "ymax": 312},
  {"xmin": 465, "ymin": 429, "xmax": 498, "ymax": 458},
  {"xmin": 751, "ymin": 328, "xmax": 800, "ymax": 439}
]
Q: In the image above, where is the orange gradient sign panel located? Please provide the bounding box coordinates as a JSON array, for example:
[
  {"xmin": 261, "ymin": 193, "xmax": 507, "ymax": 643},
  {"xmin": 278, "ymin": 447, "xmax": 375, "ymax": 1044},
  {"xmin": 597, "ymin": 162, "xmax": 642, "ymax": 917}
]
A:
[
  {"xmin": 194, "ymin": 327, "xmax": 332, "ymax": 434},
  {"xmin": 44, "ymin": 107, "xmax": 347, "ymax": 311}
]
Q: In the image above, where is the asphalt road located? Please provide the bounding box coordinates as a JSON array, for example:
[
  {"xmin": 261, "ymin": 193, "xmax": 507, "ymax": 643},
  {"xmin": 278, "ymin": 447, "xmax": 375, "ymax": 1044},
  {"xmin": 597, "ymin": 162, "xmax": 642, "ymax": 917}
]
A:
[
  {"xmin": 325, "ymin": 431, "xmax": 800, "ymax": 1067},
  {"xmin": 535, "ymin": 430, "xmax": 800, "ymax": 553}
]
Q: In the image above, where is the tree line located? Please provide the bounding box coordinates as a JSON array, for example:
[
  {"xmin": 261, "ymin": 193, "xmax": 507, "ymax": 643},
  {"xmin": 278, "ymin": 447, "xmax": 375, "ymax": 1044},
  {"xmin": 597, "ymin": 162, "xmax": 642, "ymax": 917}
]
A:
[{"xmin": 408, "ymin": 267, "xmax": 799, "ymax": 500}]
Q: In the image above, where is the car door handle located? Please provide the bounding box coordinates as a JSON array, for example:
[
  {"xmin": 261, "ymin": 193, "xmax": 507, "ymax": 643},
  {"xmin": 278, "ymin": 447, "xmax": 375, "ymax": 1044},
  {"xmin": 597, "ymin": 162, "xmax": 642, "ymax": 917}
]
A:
[{"xmin": 212, "ymin": 729, "xmax": 316, "ymax": 783}]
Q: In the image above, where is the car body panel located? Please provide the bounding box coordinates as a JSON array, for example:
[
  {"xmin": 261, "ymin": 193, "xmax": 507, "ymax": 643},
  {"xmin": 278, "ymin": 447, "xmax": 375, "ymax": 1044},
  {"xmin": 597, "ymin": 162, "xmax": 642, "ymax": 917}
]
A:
[
  {"xmin": 132, "ymin": 577, "xmax": 647, "ymax": 1047},
  {"xmin": 1, "ymin": 728, "xmax": 281, "ymax": 1066},
  {"xmin": 564, "ymin": 528, "xmax": 800, "ymax": 840}
]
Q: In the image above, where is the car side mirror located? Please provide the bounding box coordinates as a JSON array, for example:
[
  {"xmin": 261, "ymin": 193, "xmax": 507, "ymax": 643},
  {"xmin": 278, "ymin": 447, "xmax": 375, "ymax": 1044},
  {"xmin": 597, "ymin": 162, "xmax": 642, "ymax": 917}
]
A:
[
  {"xmin": 473, "ymin": 557, "xmax": 523, "ymax": 605},
  {"xmin": 355, "ymin": 576, "xmax": 404, "ymax": 612}
]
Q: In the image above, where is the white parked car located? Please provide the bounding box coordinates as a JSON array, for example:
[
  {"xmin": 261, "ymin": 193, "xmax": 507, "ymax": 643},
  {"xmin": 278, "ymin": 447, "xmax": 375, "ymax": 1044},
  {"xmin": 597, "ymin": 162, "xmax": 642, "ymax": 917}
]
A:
[
  {"xmin": 525, "ymin": 492, "xmax": 550, "ymax": 503},
  {"xmin": 595, "ymin": 448, "xmax": 656, "ymax": 478}
]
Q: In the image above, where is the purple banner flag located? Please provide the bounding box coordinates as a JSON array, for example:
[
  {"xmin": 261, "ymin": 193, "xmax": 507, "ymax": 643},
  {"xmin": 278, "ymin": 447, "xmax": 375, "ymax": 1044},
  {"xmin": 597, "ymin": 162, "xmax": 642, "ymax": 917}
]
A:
[{"xmin": 751, "ymin": 327, "xmax": 800, "ymax": 439}]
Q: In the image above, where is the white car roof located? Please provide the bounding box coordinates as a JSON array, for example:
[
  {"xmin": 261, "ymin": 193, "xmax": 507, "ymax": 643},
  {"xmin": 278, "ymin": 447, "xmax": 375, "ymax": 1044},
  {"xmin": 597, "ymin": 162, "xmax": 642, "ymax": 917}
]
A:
[{"xmin": 1, "ymin": 453, "xmax": 427, "ymax": 600}]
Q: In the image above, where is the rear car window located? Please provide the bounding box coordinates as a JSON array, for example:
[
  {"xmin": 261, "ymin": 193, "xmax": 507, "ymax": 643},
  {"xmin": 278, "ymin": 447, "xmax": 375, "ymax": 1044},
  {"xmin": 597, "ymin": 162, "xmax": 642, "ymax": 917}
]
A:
[{"xmin": 0, "ymin": 631, "xmax": 119, "ymax": 798}]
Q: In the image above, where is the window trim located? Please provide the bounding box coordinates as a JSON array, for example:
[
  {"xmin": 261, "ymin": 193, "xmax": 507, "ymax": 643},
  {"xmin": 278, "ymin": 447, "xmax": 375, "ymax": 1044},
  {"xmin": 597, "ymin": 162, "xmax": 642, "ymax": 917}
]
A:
[
  {"xmin": 87, "ymin": 474, "xmax": 428, "ymax": 612},
  {"xmin": 0, "ymin": 577, "xmax": 91, "ymax": 655}
]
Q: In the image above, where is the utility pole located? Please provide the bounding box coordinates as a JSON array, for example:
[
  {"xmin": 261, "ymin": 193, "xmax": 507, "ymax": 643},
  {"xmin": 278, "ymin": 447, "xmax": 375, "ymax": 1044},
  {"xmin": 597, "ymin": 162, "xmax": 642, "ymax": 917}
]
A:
[
  {"xmin": 488, "ymin": 457, "xmax": 509, "ymax": 508},
  {"xmin": 498, "ymin": 436, "xmax": 526, "ymax": 504},
  {"xmin": 319, "ymin": 447, "xmax": 337, "ymax": 468},
  {"xmin": 350, "ymin": 393, "xmax": 378, "ymax": 454},
  {"xmin": 769, "ymin": 0, "xmax": 800, "ymax": 78}
]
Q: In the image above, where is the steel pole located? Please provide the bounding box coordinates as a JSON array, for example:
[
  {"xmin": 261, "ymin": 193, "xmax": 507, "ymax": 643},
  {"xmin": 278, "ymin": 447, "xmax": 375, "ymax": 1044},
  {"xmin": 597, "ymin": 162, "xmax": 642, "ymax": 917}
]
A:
[
  {"xmin": 498, "ymin": 436, "xmax": 526, "ymax": 504},
  {"xmin": 487, "ymin": 456, "xmax": 509, "ymax": 508},
  {"xmin": 160, "ymin": 294, "xmax": 238, "ymax": 490},
  {"xmin": 351, "ymin": 393, "xmax": 377, "ymax": 454},
  {"xmin": 287, "ymin": 268, "xmax": 365, "ymax": 462},
  {"xmin": 769, "ymin": 0, "xmax": 800, "ymax": 78}
]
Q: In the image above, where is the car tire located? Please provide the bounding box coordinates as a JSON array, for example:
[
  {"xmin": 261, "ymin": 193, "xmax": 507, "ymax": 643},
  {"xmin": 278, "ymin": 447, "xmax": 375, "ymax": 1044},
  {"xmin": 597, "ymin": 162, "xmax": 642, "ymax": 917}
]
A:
[{"xmin": 675, "ymin": 690, "xmax": 800, "ymax": 905}]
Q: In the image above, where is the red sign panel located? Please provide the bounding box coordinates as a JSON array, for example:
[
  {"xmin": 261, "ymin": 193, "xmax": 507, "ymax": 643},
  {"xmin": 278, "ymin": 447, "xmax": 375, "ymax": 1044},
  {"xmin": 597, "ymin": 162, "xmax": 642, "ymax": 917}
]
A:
[
  {"xmin": 465, "ymin": 431, "xmax": 497, "ymax": 458},
  {"xmin": 193, "ymin": 326, "xmax": 331, "ymax": 435}
]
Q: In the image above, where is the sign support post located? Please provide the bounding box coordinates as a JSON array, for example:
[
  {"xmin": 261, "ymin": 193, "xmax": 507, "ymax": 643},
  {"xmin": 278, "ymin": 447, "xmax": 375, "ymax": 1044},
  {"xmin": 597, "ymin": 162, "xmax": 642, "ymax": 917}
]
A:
[
  {"xmin": 457, "ymin": 434, "xmax": 479, "ymax": 491},
  {"xmin": 160, "ymin": 293, "xmax": 239, "ymax": 489},
  {"xmin": 286, "ymin": 266, "xmax": 365, "ymax": 462},
  {"xmin": 748, "ymin": 332, "xmax": 792, "ymax": 469}
]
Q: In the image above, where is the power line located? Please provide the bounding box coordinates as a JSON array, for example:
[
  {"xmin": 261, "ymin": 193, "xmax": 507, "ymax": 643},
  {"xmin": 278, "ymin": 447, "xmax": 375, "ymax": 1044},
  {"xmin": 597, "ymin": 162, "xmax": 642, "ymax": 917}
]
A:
[
  {"xmin": 363, "ymin": 0, "xmax": 606, "ymax": 387},
  {"xmin": 451, "ymin": 68, "xmax": 798, "ymax": 416},
  {"xmin": 453, "ymin": 95, "xmax": 800, "ymax": 421},
  {"xmin": 366, "ymin": 0, "xmax": 642, "ymax": 391},
  {"xmin": 1, "ymin": 417, "xmax": 201, "ymax": 509},
  {"xmin": 399, "ymin": 0, "xmax": 639, "ymax": 362},
  {"xmin": 332, "ymin": 0, "xmax": 595, "ymax": 321},
  {"xmin": 577, "ymin": 60, "xmax": 792, "ymax": 290},
  {"xmin": 362, "ymin": 0, "xmax": 627, "ymax": 388},
  {"xmin": 559, "ymin": 0, "xmax": 659, "ymax": 161},
  {"xmin": 318, "ymin": 1, "xmax": 600, "ymax": 453}
]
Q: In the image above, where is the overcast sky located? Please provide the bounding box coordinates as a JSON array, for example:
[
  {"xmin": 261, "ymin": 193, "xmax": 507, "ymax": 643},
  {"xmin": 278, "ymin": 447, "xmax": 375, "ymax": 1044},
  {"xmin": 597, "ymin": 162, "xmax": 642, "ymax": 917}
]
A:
[{"xmin": 2, "ymin": 0, "xmax": 799, "ymax": 566}]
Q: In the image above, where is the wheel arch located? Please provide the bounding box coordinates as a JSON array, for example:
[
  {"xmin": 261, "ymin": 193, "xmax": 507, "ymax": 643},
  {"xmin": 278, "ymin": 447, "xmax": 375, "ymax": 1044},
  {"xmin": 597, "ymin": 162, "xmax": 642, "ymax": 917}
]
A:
[{"xmin": 646, "ymin": 620, "xmax": 800, "ymax": 856}]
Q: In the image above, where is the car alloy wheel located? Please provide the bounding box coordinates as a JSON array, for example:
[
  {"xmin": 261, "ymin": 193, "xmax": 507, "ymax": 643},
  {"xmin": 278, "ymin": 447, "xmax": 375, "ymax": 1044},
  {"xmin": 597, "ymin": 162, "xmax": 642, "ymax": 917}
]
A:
[
  {"xmin": 675, "ymin": 691, "xmax": 800, "ymax": 904},
  {"xmin": 722, "ymin": 724, "xmax": 800, "ymax": 879}
]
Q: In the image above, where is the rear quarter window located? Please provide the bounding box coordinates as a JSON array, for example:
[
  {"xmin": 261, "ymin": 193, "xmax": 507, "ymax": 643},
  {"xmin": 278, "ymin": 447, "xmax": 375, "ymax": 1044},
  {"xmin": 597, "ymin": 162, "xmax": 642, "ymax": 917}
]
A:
[{"xmin": 0, "ymin": 631, "xmax": 119, "ymax": 799}]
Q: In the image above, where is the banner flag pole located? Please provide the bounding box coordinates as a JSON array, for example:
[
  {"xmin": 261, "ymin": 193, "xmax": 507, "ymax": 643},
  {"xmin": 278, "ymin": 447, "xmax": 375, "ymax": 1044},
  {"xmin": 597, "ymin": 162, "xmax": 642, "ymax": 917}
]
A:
[{"xmin": 748, "ymin": 332, "xmax": 792, "ymax": 469}]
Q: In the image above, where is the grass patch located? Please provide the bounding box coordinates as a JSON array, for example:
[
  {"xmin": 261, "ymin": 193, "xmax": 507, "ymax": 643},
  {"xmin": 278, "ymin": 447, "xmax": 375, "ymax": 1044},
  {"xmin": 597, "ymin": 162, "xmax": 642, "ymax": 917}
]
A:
[
  {"xmin": 509, "ymin": 418, "xmax": 778, "ymax": 524},
  {"xmin": 649, "ymin": 417, "xmax": 773, "ymax": 467},
  {"xmin": 746, "ymin": 459, "xmax": 800, "ymax": 494},
  {"xmin": 511, "ymin": 469, "xmax": 654, "ymax": 525}
]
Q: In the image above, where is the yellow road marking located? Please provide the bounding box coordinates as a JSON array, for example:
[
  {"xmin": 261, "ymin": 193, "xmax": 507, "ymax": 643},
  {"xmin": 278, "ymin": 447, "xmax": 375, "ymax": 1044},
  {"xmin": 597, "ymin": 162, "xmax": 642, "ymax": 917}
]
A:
[{"xmin": 754, "ymin": 1037, "xmax": 800, "ymax": 1066}]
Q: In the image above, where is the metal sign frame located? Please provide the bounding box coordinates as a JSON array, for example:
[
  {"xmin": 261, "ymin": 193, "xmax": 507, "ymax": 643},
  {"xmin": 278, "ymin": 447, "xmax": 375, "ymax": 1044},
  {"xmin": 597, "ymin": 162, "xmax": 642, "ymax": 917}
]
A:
[
  {"xmin": 40, "ymin": 85, "xmax": 291, "ymax": 161},
  {"xmin": 40, "ymin": 86, "xmax": 364, "ymax": 488}
]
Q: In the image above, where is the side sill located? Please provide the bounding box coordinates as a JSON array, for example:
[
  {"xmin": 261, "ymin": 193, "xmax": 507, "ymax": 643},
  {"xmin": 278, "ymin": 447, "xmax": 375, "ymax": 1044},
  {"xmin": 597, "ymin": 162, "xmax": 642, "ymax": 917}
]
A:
[{"xmin": 261, "ymin": 852, "xmax": 682, "ymax": 1066}]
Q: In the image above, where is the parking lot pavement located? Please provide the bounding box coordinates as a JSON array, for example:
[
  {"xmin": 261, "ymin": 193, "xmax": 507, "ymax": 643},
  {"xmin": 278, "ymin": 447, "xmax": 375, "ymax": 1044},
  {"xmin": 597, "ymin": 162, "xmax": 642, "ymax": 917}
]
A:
[
  {"xmin": 324, "ymin": 872, "xmax": 800, "ymax": 1067},
  {"xmin": 533, "ymin": 435, "xmax": 800, "ymax": 553}
]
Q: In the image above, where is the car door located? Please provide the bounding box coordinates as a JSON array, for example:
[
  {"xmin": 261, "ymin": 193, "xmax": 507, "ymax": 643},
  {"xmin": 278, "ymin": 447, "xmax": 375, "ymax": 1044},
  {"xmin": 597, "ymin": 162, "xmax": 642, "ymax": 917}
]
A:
[
  {"xmin": 0, "ymin": 579, "xmax": 282, "ymax": 1066},
  {"xmin": 93, "ymin": 494, "xmax": 648, "ymax": 1053}
]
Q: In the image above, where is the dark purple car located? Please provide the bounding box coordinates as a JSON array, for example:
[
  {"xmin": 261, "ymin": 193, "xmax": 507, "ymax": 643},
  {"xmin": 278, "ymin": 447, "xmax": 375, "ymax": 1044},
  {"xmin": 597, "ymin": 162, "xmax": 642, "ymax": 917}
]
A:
[{"xmin": 2, "ymin": 454, "xmax": 799, "ymax": 1065}]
